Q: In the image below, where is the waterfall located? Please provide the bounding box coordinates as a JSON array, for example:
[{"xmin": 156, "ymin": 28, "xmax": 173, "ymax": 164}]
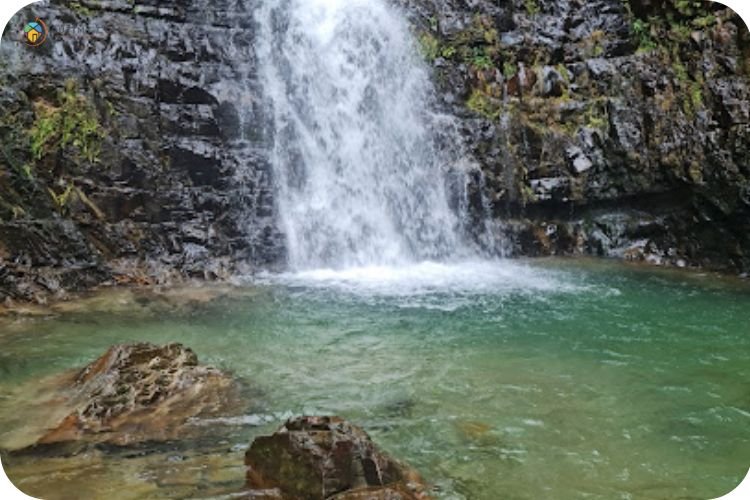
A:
[{"xmin": 255, "ymin": 0, "xmax": 480, "ymax": 270}]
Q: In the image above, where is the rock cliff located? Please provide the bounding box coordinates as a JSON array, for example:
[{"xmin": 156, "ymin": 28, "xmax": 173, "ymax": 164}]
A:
[
  {"xmin": 0, "ymin": 0, "xmax": 283, "ymax": 302},
  {"xmin": 404, "ymin": 0, "xmax": 750, "ymax": 271},
  {"xmin": 1, "ymin": 0, "xmax": 749, "ymax": 301}
]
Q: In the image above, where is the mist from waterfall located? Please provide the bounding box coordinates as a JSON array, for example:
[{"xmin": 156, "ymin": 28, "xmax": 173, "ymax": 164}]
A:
[{"xmin": 255, "ymin": 0, "xmax": 487, "ymax": 271}]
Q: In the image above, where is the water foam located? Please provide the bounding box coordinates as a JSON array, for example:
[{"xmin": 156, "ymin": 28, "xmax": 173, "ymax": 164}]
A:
[{"xmin": 259, "ymin": 260, "xmax": 584, "ymax": 299}]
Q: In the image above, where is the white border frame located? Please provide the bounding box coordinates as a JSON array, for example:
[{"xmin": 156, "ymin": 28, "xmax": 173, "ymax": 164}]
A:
[{"xmin": 0, "ymin": 0, "xmax": 749, "ymax": 498}]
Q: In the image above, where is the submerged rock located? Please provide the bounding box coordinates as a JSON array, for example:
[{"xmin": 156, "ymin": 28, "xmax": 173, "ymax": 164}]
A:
[
  {"xmin": 34, "ymin": 343, "xmax": 241, "ymax": 447},
  {"xmin": 244, "ymin": 416, "xmax": 431, "ymax": 499}
]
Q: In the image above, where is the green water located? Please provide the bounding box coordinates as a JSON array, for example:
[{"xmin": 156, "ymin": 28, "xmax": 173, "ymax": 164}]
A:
[{"xmin": 0, "ymin": 259, "xmax": 749, "ymax": 499}]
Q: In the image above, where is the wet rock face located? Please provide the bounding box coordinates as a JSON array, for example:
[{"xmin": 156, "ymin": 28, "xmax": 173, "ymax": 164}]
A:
[
  {"xmin": 404, "ymin": 0, "xmax": 750, "ymax": 272},
  {"xmin": 36, "ymin": 343, "xmax": 241, "ymax": 447},
  {"xmin": 244, "ymin": 416, "xmax": 431, "ymax": 499},
  {"xmin": 2, "ymin": 0, "xmax": 750, "ymax": 299},
  {"xmin": 0, "ymin": 0, "xmax": 284, "ymax": 302}
]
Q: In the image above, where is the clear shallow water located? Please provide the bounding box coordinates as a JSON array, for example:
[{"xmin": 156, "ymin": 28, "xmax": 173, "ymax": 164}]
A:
[{"xmin": 1, "ymin": 259, "xmax": 749, "ymax": 499}]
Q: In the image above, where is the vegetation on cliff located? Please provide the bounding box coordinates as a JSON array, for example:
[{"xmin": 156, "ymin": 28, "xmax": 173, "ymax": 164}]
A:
[
  {"xmin": 0, "ymin": 77, "xmax": 106, "ymax": 220},
  {"xmin": 30, "ymin": 79, "xmax": 104, "ymax": 170},
  {"xmin": 413, "ymin": 0, "xmax": 750, "ymax": 272}
]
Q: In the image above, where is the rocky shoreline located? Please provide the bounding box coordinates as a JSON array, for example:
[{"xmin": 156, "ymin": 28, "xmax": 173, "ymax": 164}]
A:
[
  {"xmin": 0, "ymin": 254, "xmax": 747, "ymax": 314},
  {"xmin": 3, "ymin": 343, "xmax": 434, "ymax": 499},
  {"xmin": 0, "ymin": 280, "xmax": 247, "ymax": 315}
]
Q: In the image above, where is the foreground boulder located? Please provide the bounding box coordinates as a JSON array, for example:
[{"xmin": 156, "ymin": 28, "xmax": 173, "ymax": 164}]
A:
[
  {"xmin": 244, "ymin": 416, "xmax": 431, "ymax": 499},
  {"xmin": 35, "ymin": 343, "xmax": 241, "ymax": 447}
]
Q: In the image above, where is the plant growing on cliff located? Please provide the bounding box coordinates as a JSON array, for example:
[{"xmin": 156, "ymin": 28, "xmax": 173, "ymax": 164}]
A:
[
  {"xmin": 584, "ymin": 100, "xmax": 609, "ymax": 131},
  {"xmin": 503, "ymin": 61, "xmax": 518, "ymax": 80},
  {"xmin": 674, "ymin": 0, "xmax": 705, "ymax": 17},
  {"xmin": 670, "ymin": 53, "xmax": 705, "ymax": 115},
  {"xmin": 446, "ymin": 16, "xmax": 501, "ymax": 70},
  {"xmin": 631, "ymin": 0, "xmax": 718, "ymax": 54},
  {"xmin": 47, "ymin": 183, "xmax": 75, "ymax": 216},
  {"xmin": 524, "ymin": 0, "xmax": 540, "ymax": 16},
  {"xmin": 46, "ymin": 182, "xmax": 105, "ymax": 219},
  {"xmin": 588, "ymin": 30, "xmax": 607, "ymax": 57},
  {"xmin": 1, "ymin": 129, "xmax": 34, "ymax": 182},
  {"xmin": 633, "ymin": 18, "xmax": 657, "ymax": 52},
  {"xmin": 669, "ymin": 22, "xmax": 692, "ymax": 43},
  {"xmin": 417, "ymin": 32, "xmax": 440, "ymax": 61},
  {"xmin": 467, "ymin": 89, "xmax": 501, "ymax": 120},
  {"xmin": 471, "ymin": 48, "xmax": 494, "ymax": 70},
  {"xmin": 69, "ymin": 1, "xmax": 93, "ymax": 16},
  {"xmin": 0, "ymin": 197, "xmax": 26, "ymax": 221},
  {"xmin": 30, "ymin": 79, "xmax": 104, "ymax": 167},
  {"xmin": 441, "ymin": 45, "xmax": 457, "ymax": 59}
]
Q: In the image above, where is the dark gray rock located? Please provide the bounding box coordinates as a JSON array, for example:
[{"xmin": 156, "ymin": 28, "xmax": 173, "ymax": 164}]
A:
[
  {"xmin": 0, "ymin": 0, "xmax": 284, "ymax": 302},
  {"xmin": 404, "ymin": 0, "xmax": 750, "ymax": 272}
]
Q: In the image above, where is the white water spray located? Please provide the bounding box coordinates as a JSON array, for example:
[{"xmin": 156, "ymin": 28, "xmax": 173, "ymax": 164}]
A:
[{"xmin": 256, "ymin": 0, "xmax": 480, "ymax": 270}]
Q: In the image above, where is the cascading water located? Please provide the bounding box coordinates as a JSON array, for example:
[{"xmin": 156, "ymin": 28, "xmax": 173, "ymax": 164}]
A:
[{"xmin": 255, "ymin": 0, "xmax": 482, "ymax": 270}]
